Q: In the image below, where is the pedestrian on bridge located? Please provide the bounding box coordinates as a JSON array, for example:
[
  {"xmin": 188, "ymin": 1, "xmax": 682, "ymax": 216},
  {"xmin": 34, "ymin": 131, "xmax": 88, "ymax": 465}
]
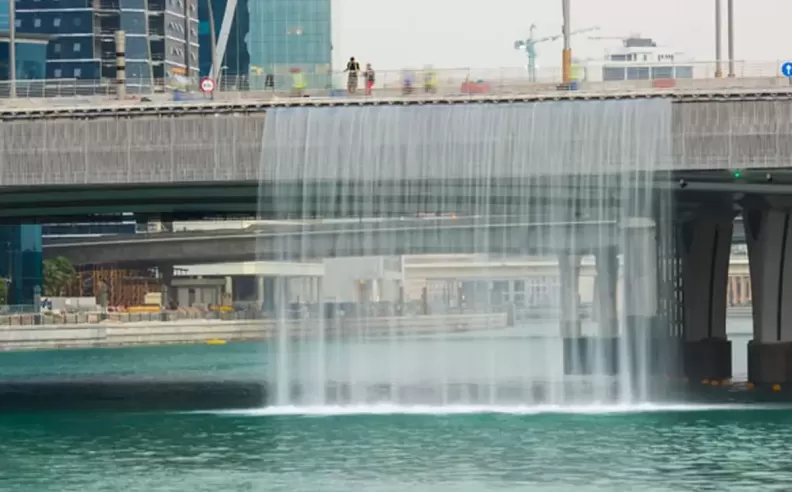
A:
[
  {"xmin": 364, "ymin": 63, "xmax": 375, "ymax": 96},
  {"xmin": 344, "ymin": 57, "xmax": 360, "ymax": 94}
]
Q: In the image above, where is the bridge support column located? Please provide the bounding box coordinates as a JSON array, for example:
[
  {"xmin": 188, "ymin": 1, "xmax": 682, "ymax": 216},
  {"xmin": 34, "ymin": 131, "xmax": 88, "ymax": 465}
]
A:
[
  {"xmin": 257, "ymin": 276, "xmax": 276, "ymax": 314},
  {"xmin": 159, "ymin": 264, "xmax": 174, "ymax": 310},
  {"xmin": 743, "ymin": 208, "xmax": 792, "ymax": 385},
  {"xmin": 559, "ymin": 254, "xmax": 581, "ymax": 338},
  {"xmin": 559, "ymin": 254, "xmax": 585, "ymax": 374},
  {"xmin": 679, "ymin": 212, "xmax": 733, "ymax": 382},
  {"xmin": 622, "ymin": 217, "xmax": 669, "ymax": 386},
  {"xmin": 565, "ymin": 247, "xmax": 619, "ymax": 375}
]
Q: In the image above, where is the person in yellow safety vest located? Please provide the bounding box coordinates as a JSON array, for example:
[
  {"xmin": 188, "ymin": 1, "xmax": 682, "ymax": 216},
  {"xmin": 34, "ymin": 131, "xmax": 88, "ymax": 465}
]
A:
[
  {"xmin": 570, "ymin": 60, "xmax": 583, "ymax": 83},
  {"xmin": 291, "ymin": 68, "xmax": 306, "ymax": 96},
  {"xmin": 424, "ymin": 67, "xmax": 437, "ymax": 94}
]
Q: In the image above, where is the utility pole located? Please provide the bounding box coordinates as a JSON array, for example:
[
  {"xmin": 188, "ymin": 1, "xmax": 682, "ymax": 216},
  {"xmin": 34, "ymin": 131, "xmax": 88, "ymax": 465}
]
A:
[
  {"xmin": 183, "ymin": 0, "xmax": 191, "ymax": 86},
  {"xmin": 714, "ymin": 0, "xmax": 722, "ymax": 78},
  {"xmin": 727, "ymin": 0, "xmax": 735, "ymax": 77},
  {"xmin": 8, "ymin": 0, "xmax": 16, "ymax": 98},
  {"xmin": 561, "ymin": 0, "xmax": 572, "ymax": 85}
]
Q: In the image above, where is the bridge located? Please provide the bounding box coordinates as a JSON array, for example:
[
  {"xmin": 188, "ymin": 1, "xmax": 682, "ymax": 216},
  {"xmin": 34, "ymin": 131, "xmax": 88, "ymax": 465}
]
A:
[
  {"xmin": 1, "ymin": 88, "xmax": 792, "ymax": 221},
  {"xmin": 42, "ymin": 217, "xmax": 750, "ymax": 266},
  {"xmin": 8, "ymin": 83, "xmax": 792, "ymax": 390}
]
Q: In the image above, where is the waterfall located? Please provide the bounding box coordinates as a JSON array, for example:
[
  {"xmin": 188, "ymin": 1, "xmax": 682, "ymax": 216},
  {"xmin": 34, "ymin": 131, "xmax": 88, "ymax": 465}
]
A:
[{"xmin": 257, "ymin": 100, "xmax": 674, "ymax": 408}]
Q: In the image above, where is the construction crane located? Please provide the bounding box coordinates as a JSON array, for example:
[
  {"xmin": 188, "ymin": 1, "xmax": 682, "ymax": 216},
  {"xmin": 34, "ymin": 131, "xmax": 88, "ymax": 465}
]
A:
[{"xmin": 514, "ymin": 25, "xmax": 600, "ymax": 82}]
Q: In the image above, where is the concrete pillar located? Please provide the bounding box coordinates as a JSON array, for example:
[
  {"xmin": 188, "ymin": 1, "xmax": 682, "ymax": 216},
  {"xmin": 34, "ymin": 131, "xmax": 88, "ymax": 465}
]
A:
[
  {"xmin": 558, "ymin": 254, "xmax": 581, "ymax": 338},
  {"xmin": 743, "ymin": 208, "xmax": 792, "ymax": 384},
  {"xmin": 160, "ymin": 264, "xmax": 174, "ymax": 309},
  {"xmin": 565, "ymin": 248, "xmax": 619, "ymax": 376},
  {"xmin": 678, "ymin": 212, "xmax": 733, "ymax": 381},
  {"xmin": 224, "ymin": 276, "xmax": 233, "ymax": 303},
  {"xmin": 559, "ymin": 254, "xmax": 587, "ymax": 375},
  {"xmin": 595, "ymin": 247, "xmax": 619, "ymax": 337},
  {"xmin": 316, "ymin": 277, "xmax": 323, "ymax": 304},
  {"xmin": 622, "ymin": 217, "xmax": 666, "ymax": 379},
  {"xmin": 256, "ymin": 276, "xmax": 265, "ymax": 306}
]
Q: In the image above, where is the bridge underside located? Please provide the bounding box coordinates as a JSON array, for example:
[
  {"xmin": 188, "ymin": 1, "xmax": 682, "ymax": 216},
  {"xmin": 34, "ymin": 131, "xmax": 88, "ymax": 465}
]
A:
[{"xmin": 4, "ymin": 170, "xmax": 792, "ymax": 223}]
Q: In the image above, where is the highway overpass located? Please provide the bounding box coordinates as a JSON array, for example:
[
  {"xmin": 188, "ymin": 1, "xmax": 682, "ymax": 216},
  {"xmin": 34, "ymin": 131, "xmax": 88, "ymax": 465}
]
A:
[
  {"xmin": 2, "ymin": 90, "xmax": 792, "ymax": 222},
  {"xmin": 43, "ymin": 216, "xmax": 749, "ymax": 266}
]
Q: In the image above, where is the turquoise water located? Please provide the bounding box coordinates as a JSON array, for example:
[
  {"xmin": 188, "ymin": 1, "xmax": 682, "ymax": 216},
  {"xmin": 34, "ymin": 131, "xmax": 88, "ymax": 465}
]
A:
[
  {"xmin": 0, "ymin": 319, "xmax": 778, "ymax": 491},
  {"xmin": 3, "ymin": 407, "xmax": 792, "ymax": 491}
]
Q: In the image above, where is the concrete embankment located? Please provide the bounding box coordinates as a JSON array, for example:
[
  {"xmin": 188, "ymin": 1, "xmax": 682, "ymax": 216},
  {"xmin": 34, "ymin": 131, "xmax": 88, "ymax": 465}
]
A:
[{"xmin": 0, "ymin": 313, "xmax": 509, "ymax": 351}]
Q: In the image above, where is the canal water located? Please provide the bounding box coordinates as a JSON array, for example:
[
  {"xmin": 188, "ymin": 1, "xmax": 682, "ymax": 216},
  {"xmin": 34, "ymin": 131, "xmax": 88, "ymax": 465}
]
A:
[{"xmin": 1, "ymin": 318, "xmax": 788, "ymax": 491}]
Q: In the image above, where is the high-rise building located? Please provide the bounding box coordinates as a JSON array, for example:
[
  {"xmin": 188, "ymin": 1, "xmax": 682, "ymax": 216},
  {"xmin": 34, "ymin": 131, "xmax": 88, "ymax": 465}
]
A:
[
  {"xmin": 198, "ymin": 0, "xmax": 248, "ymax": 87},
  {"xmin": 12, "ymin": 0, "xmax": 199, "ymax": 85},
  {"xmin": 203, "ymin": 0, "xmax": 331, "ymax": 90}
]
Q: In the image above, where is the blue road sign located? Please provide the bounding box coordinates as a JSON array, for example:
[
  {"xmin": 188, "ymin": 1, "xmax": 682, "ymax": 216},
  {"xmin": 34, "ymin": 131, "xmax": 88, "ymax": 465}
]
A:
[{"xmin": 782, "ymin": 62, "xmax": 792, "ymax": 77}]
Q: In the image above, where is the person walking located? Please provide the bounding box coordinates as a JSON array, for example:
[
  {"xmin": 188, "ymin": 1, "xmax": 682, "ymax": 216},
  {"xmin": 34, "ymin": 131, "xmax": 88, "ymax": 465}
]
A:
[
  {"xmin": 344, "ymin": 57, "xmax": 360, "ymax": 94},
  {"xmin": 364, "ymin": 63, "xmax": 375, "ymax": 96}
]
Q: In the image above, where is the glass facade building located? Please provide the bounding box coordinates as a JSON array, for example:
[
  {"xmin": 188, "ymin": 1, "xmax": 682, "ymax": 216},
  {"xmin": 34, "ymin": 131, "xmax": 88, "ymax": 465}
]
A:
[
  {"xmin": 0, "ymin": 225, "xmax": 42, "ymax": 306},
  {"xmin": 248, "ymin": 0, "xmax": 331, "ymax": 89},
  {"xmin": 0, "ymin": 35, "xmax": 48, "ymax": 81},
  {"xmin": 13, "ymin": 0, "xmax": 199, "ymax": 84},
  {"xmin": 198, "ymin": 0, "xmax": 248, "ymax": 85},
  {"xmin": 199, "ymin": 0, "xmax": 331, "ymax": 89}
]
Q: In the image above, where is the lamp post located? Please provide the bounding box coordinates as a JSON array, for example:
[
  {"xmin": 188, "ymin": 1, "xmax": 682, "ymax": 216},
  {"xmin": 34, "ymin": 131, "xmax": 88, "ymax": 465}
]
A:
[
  {"xmin": 561, "ymin": 0, "xmax": 572, "ymax": 84},
  {"xmin": 8, "ymin": 0, "xmax": 16, "ymax": 98},
  {"xmin": 727, "ymin": 0, "xmax": 735, "ymax": 77},
  {"xmin": 715, "ymin": 0, "xmax": 722, "ymax": 78}
]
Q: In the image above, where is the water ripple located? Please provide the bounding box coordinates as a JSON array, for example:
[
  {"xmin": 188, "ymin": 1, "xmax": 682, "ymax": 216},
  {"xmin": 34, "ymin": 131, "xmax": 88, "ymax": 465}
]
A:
[{"xmin": 1, "ymin": 407, "xmax": 792, "ymax": 491}]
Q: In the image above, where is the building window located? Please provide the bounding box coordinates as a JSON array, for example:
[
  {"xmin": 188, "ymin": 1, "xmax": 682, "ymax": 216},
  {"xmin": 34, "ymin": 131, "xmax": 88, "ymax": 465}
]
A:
[
  {"xmin": 34, "ymin": 18, "xmax": 41, "ymax": 28},
  {"xmin": 73, "ymin": 42, "xmax": 81, "ymax": 52},
  {"xmin": 53, "ymin": 43, "xmax": 61, "ymax": 54},
  {"xmin": 74, "ymin": 17, "xmax": 81, "ymax": 26},
  {"xmin": 14, "ymin": 19, "xmax": 20, "ymax": 27},
  {"xmin": 54, "ymin": 68, "xmax": 62, "ymax": 78},
  {"xmin": 53, "ymin": 18, "xmax": 61, "ymax": 27},
  {"xmin": 74, "ymin": 68, "xmax": 81, "ymax": 77}
]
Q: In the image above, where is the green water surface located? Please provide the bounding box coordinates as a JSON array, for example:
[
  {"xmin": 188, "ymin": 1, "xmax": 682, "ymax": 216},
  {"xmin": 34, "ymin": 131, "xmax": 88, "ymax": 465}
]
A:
[{"xmin": 0, "ymin": 322, "xmax": 784, "ymax": 491}]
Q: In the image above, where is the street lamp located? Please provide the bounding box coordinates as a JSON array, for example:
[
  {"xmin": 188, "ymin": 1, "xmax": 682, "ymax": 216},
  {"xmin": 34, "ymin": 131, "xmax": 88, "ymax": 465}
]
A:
[{"xmin": 561, "ymin": 0, "xmax": 572, "ymax": 85}]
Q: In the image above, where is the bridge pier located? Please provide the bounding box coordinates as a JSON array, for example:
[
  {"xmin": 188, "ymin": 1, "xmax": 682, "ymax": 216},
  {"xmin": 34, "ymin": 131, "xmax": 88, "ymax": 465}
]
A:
[
  {"xmin": 622, "ymin": 217, "xmax": 670, "ymax": 384},
  {"xmin": 743, "ymin": 208, "xmax": 792, "ymax": 385},
  {"xmin": 564, "ymin": 248, "xmax": 619, "ymax": 375},
  {"xmin": 679, "ymin": 212, "xmax": 733, "ymax": 382},
  {"xmin": 159, "ymin": 264, "xmax": 174, "ymax": 310}
]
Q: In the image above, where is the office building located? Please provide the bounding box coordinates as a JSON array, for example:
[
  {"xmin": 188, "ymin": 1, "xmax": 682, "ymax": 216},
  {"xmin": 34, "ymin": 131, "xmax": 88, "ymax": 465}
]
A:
[
  {"xmin": 13, "ymin": 0, "xmax": 198, "ymax": 85},
  {"xmin": 0, "ymin": 33, "xmax": 48, "ymax": 81},
  {"xmin": 198, "ymin": 0, "xmax": 248, "ymax": 86},
  {"xmin": 203, "ymin": 0, "xmax": 331, "ymax": 89}
]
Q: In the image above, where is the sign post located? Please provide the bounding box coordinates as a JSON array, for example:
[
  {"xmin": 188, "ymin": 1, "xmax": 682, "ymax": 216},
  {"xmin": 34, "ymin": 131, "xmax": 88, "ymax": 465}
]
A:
[
  {"xmin": 200, "ymin": 77, "xmax": 216, "ymax": 99},
  {"xmin": 782, "ymin": 62, "xmax": 792, "ymax": 85}
]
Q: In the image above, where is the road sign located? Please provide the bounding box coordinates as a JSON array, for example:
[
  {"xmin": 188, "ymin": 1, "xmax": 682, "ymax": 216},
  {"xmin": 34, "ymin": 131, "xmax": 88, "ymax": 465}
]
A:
[
  {"xmin": 200, "ymin": 77, "xmax": 216, "ymax": 93},
  {"xmin": 782, "ymin": 62, "xmax": 792, "ymax": 78}
]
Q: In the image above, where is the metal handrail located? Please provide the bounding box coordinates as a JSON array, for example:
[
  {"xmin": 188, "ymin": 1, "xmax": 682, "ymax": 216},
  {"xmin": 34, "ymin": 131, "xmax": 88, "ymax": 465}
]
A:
[{"xmin": 0, "ymin": 60, "xmax": 789, "ymax": 109}]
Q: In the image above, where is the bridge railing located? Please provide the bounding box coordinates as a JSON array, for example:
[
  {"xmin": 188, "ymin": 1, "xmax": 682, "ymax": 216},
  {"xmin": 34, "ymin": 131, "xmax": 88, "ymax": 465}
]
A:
[{"xmin": 0, "ymin": 60, "xmax": 789, "ymax": 111}]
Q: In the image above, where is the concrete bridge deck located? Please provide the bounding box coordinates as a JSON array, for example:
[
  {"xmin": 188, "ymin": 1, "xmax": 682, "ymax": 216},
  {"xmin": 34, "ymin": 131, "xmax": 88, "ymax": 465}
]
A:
[
  {"xmin": 0, "ymin": 87, "xmax": 790, "ymax": 220},
  {"xmin": 43, "ymin": 217, "xmax": 749, "ymax": 266},
  {"xmin": 44, "ymin": 218, "xmax": 625, "ymax": 266}
]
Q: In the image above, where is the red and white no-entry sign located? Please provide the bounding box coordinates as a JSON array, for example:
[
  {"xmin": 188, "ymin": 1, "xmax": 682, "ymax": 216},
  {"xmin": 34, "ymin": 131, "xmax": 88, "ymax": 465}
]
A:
[{"xmin": 200, "ymin": 77, "xmax": 215, "ymax": 93}]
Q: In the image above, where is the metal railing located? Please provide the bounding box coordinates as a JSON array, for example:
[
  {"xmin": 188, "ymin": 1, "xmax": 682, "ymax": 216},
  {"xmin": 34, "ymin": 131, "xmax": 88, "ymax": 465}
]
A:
[{"xmin": 0, "ymin": 60, "xmax": 790, "ymax": 110}]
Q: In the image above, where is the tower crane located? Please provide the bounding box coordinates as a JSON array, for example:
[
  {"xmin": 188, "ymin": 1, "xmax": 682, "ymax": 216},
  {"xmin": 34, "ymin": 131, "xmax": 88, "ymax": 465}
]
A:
[{"xmin": 514, "ymin": 25, "xmax": 600, "ymax": 82}]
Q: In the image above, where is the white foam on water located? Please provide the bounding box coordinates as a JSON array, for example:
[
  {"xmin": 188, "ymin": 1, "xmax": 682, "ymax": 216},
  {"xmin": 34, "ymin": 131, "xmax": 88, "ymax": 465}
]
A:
[{"xmin": 206, "ymin": 403, "xmax": 769, "ymax": 418}]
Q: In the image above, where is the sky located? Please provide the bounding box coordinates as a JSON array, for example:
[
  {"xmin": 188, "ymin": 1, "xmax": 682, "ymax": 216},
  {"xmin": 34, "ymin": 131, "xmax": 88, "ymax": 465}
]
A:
[{"xmin": 331, "ymin": 0, "xmax": 792, "ymax": 73}]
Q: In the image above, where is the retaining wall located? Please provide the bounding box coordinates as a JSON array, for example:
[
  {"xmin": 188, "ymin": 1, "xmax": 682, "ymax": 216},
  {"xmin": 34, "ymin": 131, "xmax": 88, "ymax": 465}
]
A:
[{"xmin": 0, "ymin": 313, "xmax": 509, "ymax": 351}]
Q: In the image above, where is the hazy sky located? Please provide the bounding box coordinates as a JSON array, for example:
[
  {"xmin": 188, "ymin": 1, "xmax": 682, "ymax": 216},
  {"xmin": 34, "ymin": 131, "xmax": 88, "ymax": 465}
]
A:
[{"xmin": 331, "ymin": 0, "xmax": 791, "ymax": 72}]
